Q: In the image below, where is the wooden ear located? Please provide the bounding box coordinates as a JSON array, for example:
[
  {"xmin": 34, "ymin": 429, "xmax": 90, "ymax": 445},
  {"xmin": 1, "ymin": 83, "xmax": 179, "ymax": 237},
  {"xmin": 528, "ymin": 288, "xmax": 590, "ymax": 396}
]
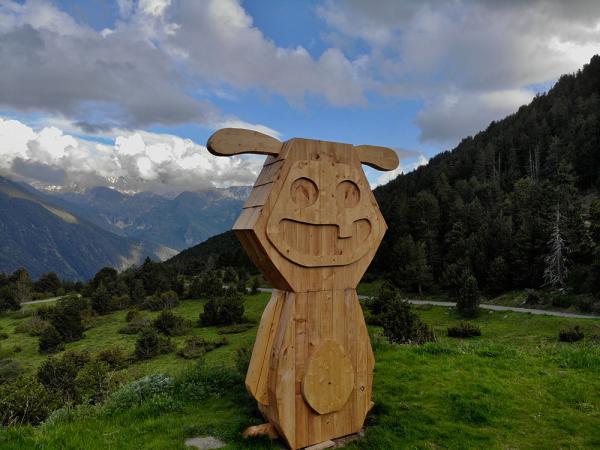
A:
[
  {"xmin": 207, "ymin": 128, "xmax": 283, "ymax": 157},
  {"xmin": 354, "ymin": 145, "xmax": 399, "ymax": 171}
]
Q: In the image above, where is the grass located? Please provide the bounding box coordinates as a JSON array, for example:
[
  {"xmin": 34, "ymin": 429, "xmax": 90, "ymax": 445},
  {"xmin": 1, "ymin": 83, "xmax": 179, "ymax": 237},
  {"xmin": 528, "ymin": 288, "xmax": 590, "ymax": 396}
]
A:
[{"xmin": 1, "ymin": 294, "xmax": 600, "ymax": 449}]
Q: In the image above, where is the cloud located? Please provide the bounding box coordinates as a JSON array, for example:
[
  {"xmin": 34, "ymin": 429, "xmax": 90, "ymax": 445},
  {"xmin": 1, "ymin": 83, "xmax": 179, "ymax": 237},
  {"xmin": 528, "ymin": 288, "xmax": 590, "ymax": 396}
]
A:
[
  {"xmin": 0, "ymin": 117, "xmax": 264, "ymax": 193},
  {"xmin": 373, "ymin": 153, "xmax": 429, "ymax": 188},
  {"xmin": 318, "ymin": 0, "xmax": 600, "ymax": 146},
  {"xmin": 416, "ymin": 89, "xmax": 535, "ymax": 144},
  {"xmin": 0, "ymin": 0, "xmax": 364, "ymax": 131}
]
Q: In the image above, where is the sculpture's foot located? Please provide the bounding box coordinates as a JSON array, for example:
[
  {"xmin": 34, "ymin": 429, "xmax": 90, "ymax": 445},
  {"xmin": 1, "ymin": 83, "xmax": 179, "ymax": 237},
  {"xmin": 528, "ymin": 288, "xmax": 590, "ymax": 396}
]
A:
[{"xmin": 242, "ymin": 423, "xmax": 279, "ymax": 440}]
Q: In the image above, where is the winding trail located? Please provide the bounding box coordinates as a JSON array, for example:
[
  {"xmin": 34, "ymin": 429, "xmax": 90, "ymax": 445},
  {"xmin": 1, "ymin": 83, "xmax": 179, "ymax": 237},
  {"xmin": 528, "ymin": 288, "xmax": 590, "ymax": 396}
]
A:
[{"xmin": 257, "ymin": 288, "xmax": 599, "ymax": 319}]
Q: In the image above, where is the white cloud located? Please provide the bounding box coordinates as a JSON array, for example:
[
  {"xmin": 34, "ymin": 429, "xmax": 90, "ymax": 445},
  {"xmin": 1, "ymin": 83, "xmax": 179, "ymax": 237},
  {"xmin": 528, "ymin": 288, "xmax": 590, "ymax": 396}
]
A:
[
  {"xmin": 319, "ymin": 0, "xmax": 600, "ymax": 146},
  {"xmin": 0, "ymin": 117, "xmax": 264, "ymax": 193},
  {"xmin": 0, "ymin": 0, "xmax": 365, "ymax": 131},
  {"xmin": 373, "ymin": 154, "xmax": 429, "ymax": 188}
]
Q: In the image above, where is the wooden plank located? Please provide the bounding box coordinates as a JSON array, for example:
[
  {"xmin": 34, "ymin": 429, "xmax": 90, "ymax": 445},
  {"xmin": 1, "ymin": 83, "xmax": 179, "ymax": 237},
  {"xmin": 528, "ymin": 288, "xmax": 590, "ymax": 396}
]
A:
[
  {"xmin": 207, "ymin": 128, "xmax": 282, "ymax": 156},
  {"xmin": 244, "ymin": 183, "xmax": 273, "ymax": 208},
  {"xmin": 354, "ymin": 144, "xmax": 399, "ymax": 171},
  {"xmin": 255, "ymin": 160, "xmax": 284, "ymax": 186},
  {"xmin": 304, "ymin": 440, "xmax": 335, "ymax": 450}
]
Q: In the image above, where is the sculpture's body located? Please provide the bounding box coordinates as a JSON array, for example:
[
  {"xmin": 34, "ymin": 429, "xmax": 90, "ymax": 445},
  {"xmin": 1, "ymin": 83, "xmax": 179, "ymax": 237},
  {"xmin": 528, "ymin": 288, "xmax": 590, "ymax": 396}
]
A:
[{"xmin": 207, "ymin": 129, "xmax": 398, "ymax": 449}]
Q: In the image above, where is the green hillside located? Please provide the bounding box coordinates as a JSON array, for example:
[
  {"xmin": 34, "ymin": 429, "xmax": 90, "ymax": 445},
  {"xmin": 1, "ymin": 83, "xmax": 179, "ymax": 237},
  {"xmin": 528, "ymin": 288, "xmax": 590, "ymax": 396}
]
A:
[{"xmin": 0, "ymin": 294, "xmax": 599, "ymax": 448}]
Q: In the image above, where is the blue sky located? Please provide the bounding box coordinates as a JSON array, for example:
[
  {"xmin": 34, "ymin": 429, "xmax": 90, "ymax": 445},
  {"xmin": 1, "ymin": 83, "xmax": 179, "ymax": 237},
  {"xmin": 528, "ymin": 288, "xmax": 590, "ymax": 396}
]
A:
[{"xmin": 1, "ymin": 0, "xmax": 599, "ymax": 192}]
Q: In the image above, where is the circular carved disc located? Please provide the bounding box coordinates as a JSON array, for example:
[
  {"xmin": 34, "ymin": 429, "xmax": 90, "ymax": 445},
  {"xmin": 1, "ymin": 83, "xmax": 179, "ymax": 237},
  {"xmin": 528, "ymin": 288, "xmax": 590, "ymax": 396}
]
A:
[{"xmin": 302, "ymin": 340, "xmax": 355, "ymax": 414}]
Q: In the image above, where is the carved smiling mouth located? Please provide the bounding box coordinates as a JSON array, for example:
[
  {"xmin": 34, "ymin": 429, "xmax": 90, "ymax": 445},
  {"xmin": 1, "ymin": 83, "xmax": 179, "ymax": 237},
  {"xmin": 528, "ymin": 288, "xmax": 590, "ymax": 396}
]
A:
[{"xmin": 274, "ymin": 218, "xmax": 372, "ymax": 265}]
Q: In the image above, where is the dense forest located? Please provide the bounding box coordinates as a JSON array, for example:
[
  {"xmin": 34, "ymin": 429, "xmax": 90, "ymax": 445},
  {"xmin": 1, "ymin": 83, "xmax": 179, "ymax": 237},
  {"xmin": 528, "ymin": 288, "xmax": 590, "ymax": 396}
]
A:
[{"xmin": 372, "ymin": 55, "xmax": 600, "ymax": 302}]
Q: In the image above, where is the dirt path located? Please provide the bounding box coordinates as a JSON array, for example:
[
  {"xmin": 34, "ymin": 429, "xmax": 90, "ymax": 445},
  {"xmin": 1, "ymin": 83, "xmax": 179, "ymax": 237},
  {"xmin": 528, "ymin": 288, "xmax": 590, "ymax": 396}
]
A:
[{"xmin": 257, "ymin": 288, "xmax": 599, "ymax": 319}]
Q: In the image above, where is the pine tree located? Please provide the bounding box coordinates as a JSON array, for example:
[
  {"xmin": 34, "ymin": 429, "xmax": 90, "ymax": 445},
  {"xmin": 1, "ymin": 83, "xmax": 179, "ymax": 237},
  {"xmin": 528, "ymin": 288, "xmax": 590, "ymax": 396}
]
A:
[
  {"xmin": 543, "ymin": 206, "xmax": 569, "ymax": 291},
  {"xmin": 457, "ymin": 275, "xmax": 480, "ymax": 318}
]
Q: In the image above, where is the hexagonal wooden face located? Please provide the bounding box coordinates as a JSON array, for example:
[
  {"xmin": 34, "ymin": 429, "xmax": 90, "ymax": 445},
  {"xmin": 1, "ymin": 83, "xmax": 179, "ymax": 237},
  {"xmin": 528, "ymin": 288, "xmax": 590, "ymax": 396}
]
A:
[{"xmin": 233, "ymin": 138, "xmax": 388, "ymax": 291}]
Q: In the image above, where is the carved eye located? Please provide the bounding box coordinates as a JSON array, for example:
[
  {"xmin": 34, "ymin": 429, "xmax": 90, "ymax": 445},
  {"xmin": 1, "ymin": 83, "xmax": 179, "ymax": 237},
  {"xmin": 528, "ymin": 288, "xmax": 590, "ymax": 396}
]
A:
[
  {"xmin": 336, "ymin": 180, "xmax": 360, "ymax": 208},
  {"xmin": 291, "ymin": 177, "xmax": 318, "ymax": 207}
]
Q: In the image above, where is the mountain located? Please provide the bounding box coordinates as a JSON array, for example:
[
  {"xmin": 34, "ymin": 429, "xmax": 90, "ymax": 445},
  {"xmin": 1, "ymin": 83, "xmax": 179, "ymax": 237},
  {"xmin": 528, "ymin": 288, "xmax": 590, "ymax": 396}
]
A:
[
  {"xmin": 43, "ymin": 186, "xmax": 250, "ymax": 251},
  {"xmin": 372, "ymin": 55, "xmax": 600, "ymax": 297},
  {"xmin": 0, "ymin": 177, "xmax": 176, "ymax": 280},
  {"xmin": 165, "ymin": 56, "xmax": 600, "ymax": 301}
]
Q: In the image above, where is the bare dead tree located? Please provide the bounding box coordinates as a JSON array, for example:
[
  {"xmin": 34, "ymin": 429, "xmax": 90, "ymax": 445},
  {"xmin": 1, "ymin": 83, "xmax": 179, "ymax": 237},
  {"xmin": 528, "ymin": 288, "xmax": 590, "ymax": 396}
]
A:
[{"xmin": 543, "ymin": 205, "xmax": 569, "ymax": 291}]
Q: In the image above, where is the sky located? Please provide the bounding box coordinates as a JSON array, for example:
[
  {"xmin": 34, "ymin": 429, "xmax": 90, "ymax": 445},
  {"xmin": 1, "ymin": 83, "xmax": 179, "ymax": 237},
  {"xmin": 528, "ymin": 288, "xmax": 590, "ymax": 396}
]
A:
[{"xmin": 0, "ymin": 0, "xmax": 599, "ymax": 194}]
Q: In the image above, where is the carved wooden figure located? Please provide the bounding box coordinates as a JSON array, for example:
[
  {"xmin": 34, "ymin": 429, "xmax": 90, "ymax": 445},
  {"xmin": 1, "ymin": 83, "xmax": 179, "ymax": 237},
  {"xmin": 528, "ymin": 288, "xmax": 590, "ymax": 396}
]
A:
[{"xmin": 206, "ymin": 128, "xmax": 399, "ymax": 449}]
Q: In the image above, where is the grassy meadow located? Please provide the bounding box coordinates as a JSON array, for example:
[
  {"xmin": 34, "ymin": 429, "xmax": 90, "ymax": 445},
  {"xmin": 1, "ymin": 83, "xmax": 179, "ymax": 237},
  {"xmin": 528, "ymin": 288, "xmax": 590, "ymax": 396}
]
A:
[{"xmin": 0, "ymin": 292, "xmax": 599, "ymax": 449}]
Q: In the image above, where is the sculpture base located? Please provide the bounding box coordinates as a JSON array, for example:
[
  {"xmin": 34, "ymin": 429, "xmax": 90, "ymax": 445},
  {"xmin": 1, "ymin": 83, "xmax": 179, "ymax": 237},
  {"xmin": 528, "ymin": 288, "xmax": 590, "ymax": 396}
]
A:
[{"xmin": 245, "ymin": 289, "xmax": 374, "ymax": 449}]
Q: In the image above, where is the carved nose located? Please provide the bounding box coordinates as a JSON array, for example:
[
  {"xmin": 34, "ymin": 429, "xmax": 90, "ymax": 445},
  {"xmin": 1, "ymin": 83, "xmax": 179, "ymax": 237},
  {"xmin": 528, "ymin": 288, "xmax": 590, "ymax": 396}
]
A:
[{"xmin": 337, "ymin": 222, "xmax": 353, "ymax": 238}]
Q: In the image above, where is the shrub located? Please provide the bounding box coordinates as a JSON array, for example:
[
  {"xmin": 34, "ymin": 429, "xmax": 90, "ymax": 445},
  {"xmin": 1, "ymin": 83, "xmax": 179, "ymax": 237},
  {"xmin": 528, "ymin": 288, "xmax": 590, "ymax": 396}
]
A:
[
  {"xmin": 36, "ymin": 350, "xmax": 90, "ymax": 401},
  {"xmin": 199, "ymin": 289, "xmax": 245, "ymax": 326},
  {"xmin": 0, "ymin": 332, "xmax": 7, "ymax": 340},
  {"xmin": 135, "ymin": 328, "xmax": 174, "ymax": 360},
  {"xmin": 250, "ymin": 277, "xmax": 260, "ymax": 295},
  {"xmin": 96, "ymin": 346, "xmax": 128, "ymax": 370},
  {"xmin": 0, "ymin": 284, "xmax": 20, "ymax": 313},
  {"xmin": 47, "ymin": 295, "xmax": 88, "ymax": 342},
  {"xmin": 189, "ymin": 271, "xmax": 224, "ymax": 300},
  {"xmin": 109, "ymin": 294, "xmax": 130, "ymax": 311},
  {"xmin": 457, "ymin": 275, "xmax": 480, "ymax": 318},
  {"xmin": 177, "ymin": 337, "xmax": 228, "ymax": 359},
  {"xmin": 105, "ymin": 374, "xmax": 174, "ymax": 412},
  {"xmin": 447, "ymin": 322, "xmax": 482, "ymax": 338},
  {"xmin": 381, "ymin": 295, "xmax": 435, "ymax": 344},
  {"xmin": 524, "ymin": 289, "xmax": 541, "ymax": 305},
  {"xmin": 119, "ymin": 317, "xmax": 151, "ymax": 335},
  {"xmin": 217, "ymin": 323, "xmax": 254, "ymax": 334},
  {"xmin": 235, "ymin": 346, "xmax": 252, "ymax": 375},
  {"xmin": 141, "ymin": 290, "xmax": 179, "ymax": 311},
  {"xmin": 91, "ymin": 283, "xmax": 111, "ymax": 315},
  {"xmin": 153, "ymin": 310, "xmax": 190, "ymax": 336},
  {"xmin": 74, "ymin": 360, "xmax": 116, "ymax": 404},
  {"xmin": 38, "ymin": 325, "xmax": 65, "ymax": 354},
  {"xmin": 0, "ymin": 359, "xmax": 22, "ymax": 384},
  {"xmin": 0, "ymin": 376, "xmax": 59, "ymax": 425},
  {"xmin": 15, "ymin": 315, "xmax": 49, "ymax": 336},
  {"xmin": 366, "ymin": 281, "xmax": 397, "ymax": 319},
  {"xmin": 559, "ymin": 325, "xmax": 585, "ymax": 343},
  {"xmin": 175, "ymin": 359, "xmax": 241, "ymax": 401},
  {"xmin": 125, "ymin": 309, "xmax": 142, "ymax": 322}
]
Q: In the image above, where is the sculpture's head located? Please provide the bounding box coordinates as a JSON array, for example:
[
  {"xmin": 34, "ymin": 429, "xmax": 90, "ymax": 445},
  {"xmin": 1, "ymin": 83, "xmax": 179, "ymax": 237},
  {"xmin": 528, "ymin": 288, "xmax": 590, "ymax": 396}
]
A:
[{"xmin": 207, "ymin": 128, "xmax": 399, "ymax": 291}]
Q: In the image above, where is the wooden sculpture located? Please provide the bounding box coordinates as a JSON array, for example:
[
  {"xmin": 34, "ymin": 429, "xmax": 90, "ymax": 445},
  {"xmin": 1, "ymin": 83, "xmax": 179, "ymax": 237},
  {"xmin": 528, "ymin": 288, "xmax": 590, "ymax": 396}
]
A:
[{"xmin": 206, "ymin": 128, "xmax": 399, "ymax": 449}]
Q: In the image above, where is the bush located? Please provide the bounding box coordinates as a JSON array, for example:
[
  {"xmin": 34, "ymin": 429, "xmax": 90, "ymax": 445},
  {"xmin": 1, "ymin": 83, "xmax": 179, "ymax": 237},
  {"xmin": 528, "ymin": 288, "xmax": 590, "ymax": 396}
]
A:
[
  {"xmin": 457, "ymin": 275, "xmax": 480, "ymax": 318},
  {"xmin": 119, "ymin": 317, "xmax": 151, "ymax": 335},
  {"xmin": 135, "ymin": 328, "xmax": 174, "ymax": 360},
  {"xmin": 0, "ymin": 284, "xmax": 20, "ymax": 313},
  {"xmin": 125, "ymin": 309, "xmax": 142, "ymax": 322},
  {"xmin": 524, "ymin": 289, "xmax": 541, "ymax": 305},
  {"xmin": 381, "ymin": 295, "xmax": 435, "ymax": 344},
  {"xmin": 38, "ymin": 325, "xmax": 65, "ymax": 354},
  {"xmin": 153, "ymin": 311, "xmax": 191, "ymax": 336},
  {"xmin": 0, "ymin": 376, "xmax": 59, "ymax": 425},
  {"xmin": 199, "ymin": 290, "xmax": 245, "ymax": 326},
  {"xmin": 109, "ymin": 294, "xmax": 130, "ymax": 311},
  {"xmin": 217, "ymin": 323, "xmax": 254, "ymax": 334},
  {"xmin": 36, "ymin": 350, "xmax": 90, "ymax": 401},
  {"xmin": 175, "ymin": 359, "xmax": 241, "ymax": 401},
  {"xmin": 141, "ymin": 290, "xmax": 179, "ymax": 311},
  {"xmin": 559, "ymin": 325, "xmax": 585, "ymax": 343},
  {"xmin": 177, "ymin": 337, "xmax": 228, "ymax": 359},
  {"xmin": 235, "ymin": 346, "xmax": 252, "ymax": 375},
  {"xmin": 105, "ymin": 374, "xmax": 174, "ymax": 412},
  {"xmin": 74, "ymin": 360, "xmax": 116, "ymax": 404},
  {"xmin": 47, "ymin": 295, "xmax": 88, "ymax": 342},
  {"xmin": 96, "ymin": 346, "xmax": 128, "ymax": 370},
  {"xmin": 0, "ymin": 359, "xmax": 22, "ymax": 384},
  {"xmin": 447, "ymin": 322, "xmax": 482, "ymax": 338},
  {"xmin": 15, "ymin": 315, "xmax": 49, "ymax": 336},
  {"xmin": 250, "ymin": 277, "xmax": 260, "ymax": 295}
]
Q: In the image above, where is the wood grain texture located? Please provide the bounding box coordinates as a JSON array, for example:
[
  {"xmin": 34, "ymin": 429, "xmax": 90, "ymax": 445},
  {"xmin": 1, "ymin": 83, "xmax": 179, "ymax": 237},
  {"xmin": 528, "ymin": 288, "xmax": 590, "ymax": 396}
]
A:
[
  {"xmin": 302, "ymin": 339, "xmax": 354, "ymax": 414},
  {"xmin": 207, "ymin": 128, "xmax": 282, "ymax": 156},
  {"xmin": 206, "ymin": 130, "xmax": 395, "ymax": 449},
  {"xmin": 354, "ymin": 144, "xmax": 399, "ymax": 171}
]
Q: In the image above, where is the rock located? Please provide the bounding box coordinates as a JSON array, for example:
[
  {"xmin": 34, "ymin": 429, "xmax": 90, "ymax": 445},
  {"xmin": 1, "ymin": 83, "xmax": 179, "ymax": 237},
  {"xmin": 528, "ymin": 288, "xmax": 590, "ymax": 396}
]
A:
[{"xmin": 184, "ymin": 436, "xmax": 226, "ymax": 449}]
